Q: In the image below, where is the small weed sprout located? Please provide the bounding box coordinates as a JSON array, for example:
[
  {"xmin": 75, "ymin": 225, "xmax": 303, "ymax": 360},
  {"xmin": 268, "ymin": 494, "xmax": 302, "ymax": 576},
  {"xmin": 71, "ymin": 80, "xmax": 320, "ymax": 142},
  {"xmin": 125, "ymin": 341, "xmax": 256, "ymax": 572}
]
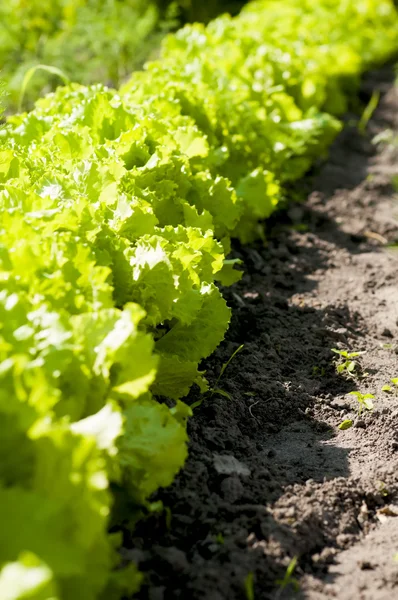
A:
[
  {"xmin": 338, "ymin": 419, "xmax": 353, "ymax": 431},
  {"xmin": 275, "ymin": 556, "xmax": 299, "ymax": 595},
  {"xmin": 349, "ymin": 391, "xmax": 375, "ymax": 415},
  {"xmin": 244, "ymin": 572, "xmax": 255, "ymax": 600},
  {"xmin": 191, "ymin": 345, "xmax": 244, "ymax": 409},
  {"xmin": 377, "ymin": 481, "xmax": 389, "ymax": 498},
  {"xmin": 211, "ymin": 344, "xmax": 244, "ymax": 399},
  {"xmin": 358, "ymin": 90, "xmax": 380, "ymax": 134},
  {"xmin": 312, "ymin": 365, "xmax": 326, "ymax": 378},
  {"xmin": 382, "ymin": 378, "xmax": 398, "ymax": 394},
  {"xmin": 331, "ymin": 348, "xmax": 365, "ymax": 376}
]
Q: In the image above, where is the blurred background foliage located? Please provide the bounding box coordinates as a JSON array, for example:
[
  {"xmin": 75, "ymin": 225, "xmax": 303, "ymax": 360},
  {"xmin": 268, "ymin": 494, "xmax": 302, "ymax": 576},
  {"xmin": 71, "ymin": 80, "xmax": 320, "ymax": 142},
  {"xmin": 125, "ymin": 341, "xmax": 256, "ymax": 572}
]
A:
[
  {"xmin": 0, "ymin": 0, "xmax": 246, "ymax": 112},
  {"xmin": 159, "ymin": 0, "xmax": 245, "ymax": 23}
]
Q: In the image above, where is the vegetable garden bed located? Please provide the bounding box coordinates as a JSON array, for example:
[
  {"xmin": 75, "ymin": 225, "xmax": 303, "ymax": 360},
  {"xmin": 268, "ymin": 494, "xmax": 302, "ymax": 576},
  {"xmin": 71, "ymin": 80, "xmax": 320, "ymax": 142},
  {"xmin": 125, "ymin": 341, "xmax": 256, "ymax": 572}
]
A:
[{"xmin": 1, "ymin": 1, "xmax": 398, "ymax": 599}]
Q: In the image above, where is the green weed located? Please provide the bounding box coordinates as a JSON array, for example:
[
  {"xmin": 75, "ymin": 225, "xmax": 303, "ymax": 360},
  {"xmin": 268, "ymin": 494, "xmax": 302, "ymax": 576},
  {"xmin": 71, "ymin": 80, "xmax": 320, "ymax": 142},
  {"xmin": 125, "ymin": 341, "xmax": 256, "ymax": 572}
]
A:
[
  {"xmin": 312, "ymin": 365, "xmax": 326, "ymax": 378},
  {"xmin": 358, "ymin": 90, "xmax": 380, "ymax": 134},
  {"xmin": 382, "ymin": 378, "xmax": 398, "ymax": 393},
  {"xmin": 331, "ymin": 348, "xmax": 365, "ymax": 376},
  {"xmin": 210, "ymin": 344, "xmax": 244, "ymax": 400},
  {"xmin": 348, "ymin": 391, "xmax": 375, "ymax": 415},
  {"xmin": 191, "ymin": 344, "xmax": 244, "ymax": 409},
  {"xmin": 18, "ymin": 64, "xmax": 70, "ymax": 112},
  {"xmin": 377, "ymin": 481, "xmax": 389, "ymax": 498},
  {"xmin": 275, "ymin": 557, "xmax": 300, "ymax": 594},
  {"xmin": 244, "ymin": 572, "xmax": 255, "ymax": 600}
]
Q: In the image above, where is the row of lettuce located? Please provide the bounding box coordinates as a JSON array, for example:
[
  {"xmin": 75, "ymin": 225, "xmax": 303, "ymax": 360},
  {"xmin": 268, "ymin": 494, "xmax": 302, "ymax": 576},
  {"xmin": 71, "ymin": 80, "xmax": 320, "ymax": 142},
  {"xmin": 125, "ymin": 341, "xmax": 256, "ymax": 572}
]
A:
[{"xmin": 1, "ymin": 1, "xmax": 398, "ymax": 598}]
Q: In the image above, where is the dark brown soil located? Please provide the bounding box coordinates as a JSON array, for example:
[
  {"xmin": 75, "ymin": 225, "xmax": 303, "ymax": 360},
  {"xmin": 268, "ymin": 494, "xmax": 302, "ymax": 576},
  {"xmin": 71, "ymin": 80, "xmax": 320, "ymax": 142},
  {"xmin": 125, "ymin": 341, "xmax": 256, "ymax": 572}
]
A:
[{"xmin": 124, "ymin": 66, "xmax": 398, "ymax": 600}]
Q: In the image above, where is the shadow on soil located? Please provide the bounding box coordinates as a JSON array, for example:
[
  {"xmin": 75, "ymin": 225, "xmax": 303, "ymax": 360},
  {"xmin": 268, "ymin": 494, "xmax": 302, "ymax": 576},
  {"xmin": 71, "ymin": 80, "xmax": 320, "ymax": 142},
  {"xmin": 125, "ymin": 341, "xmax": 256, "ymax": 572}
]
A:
[
  {"xmin": 122, "ymin": 67, "xmax": 397, "ymax": 600},
  {"xmin": 124, "ymin": 216, "xmax": 361, "ymax": 600}
]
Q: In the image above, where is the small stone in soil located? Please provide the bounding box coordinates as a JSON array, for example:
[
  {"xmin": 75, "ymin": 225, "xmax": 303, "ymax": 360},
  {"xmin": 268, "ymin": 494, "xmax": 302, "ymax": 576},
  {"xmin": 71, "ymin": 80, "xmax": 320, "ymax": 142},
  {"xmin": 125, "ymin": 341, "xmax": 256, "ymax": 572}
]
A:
[
  {"xmin": 213, "ymin": 454, "xmax": 251, "ymax": 477},
  {"xmin": 154, "ymin": 547, "xmax": 189, "ymax": 574},
  {"xmin": 382, "ymin": 327, "xmax": 394, "ymax": 338},
  {"xmin": 219, "ymin": 476, "xmax": 244, "ymax": 503}
]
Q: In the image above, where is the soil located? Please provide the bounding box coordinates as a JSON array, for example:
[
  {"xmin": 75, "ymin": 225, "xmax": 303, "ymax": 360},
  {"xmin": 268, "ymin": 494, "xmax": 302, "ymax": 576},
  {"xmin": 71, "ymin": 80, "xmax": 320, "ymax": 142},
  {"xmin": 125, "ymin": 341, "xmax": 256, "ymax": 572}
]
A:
[{"xmin": 124, "ymin": 66, "xmax": 398, "ymax": 600}]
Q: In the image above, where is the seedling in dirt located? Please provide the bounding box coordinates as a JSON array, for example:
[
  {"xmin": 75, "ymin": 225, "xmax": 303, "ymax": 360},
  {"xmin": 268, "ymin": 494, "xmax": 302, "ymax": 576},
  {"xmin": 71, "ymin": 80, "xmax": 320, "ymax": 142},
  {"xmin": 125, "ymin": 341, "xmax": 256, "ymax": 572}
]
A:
[
  {"xmin": 146, "ymin": 501, "xmax": 172, "ymax": 530},
  {"xmin": 191, "ymin": 345, "xmax": 244, "ymax": 409},
  {"xmin": 164, "ymin": 506, "xmax": 172, "ymax": 530},
  {"xmin": 331, "ymin": 348, "xmax": 365, "ymax": 376},
  {"xmin": 377, "ymin": 481, "xmax": 389, "ymax": 498},
  {"xmin": 312, "ymin": 365, "xmax": 326, "ymax": 378},
  {"xmin": 211, "ymin": 344, "xmax": 244, "ymax": 398},
  {"xmin": 275, "ymin": 557, "xmax": 300, "ymax": 594},
  {"xmin": 216, "ymin": 533, "xmax": 225, "ymax": 545},
  {"xmin": 358, "ymin": 90, "xmax": 380, "ymax": 134},
  {"xmin": 382, "ymin": 378, "xmax": 398, "ymax": 394},
  {"xmin": 338, "ymin": 419, "xmax": 353, "ymax": 431},
  {"xmin": 348, "ymin": 391, "xmax": 375, "ymax": 415},
  {"xmin": 244, "ymin": 572, "xmax": 255, "ymax": 600},
  {"xmin": 289, "ymin": 223, "xmax": 309, "ymax": 233}
]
